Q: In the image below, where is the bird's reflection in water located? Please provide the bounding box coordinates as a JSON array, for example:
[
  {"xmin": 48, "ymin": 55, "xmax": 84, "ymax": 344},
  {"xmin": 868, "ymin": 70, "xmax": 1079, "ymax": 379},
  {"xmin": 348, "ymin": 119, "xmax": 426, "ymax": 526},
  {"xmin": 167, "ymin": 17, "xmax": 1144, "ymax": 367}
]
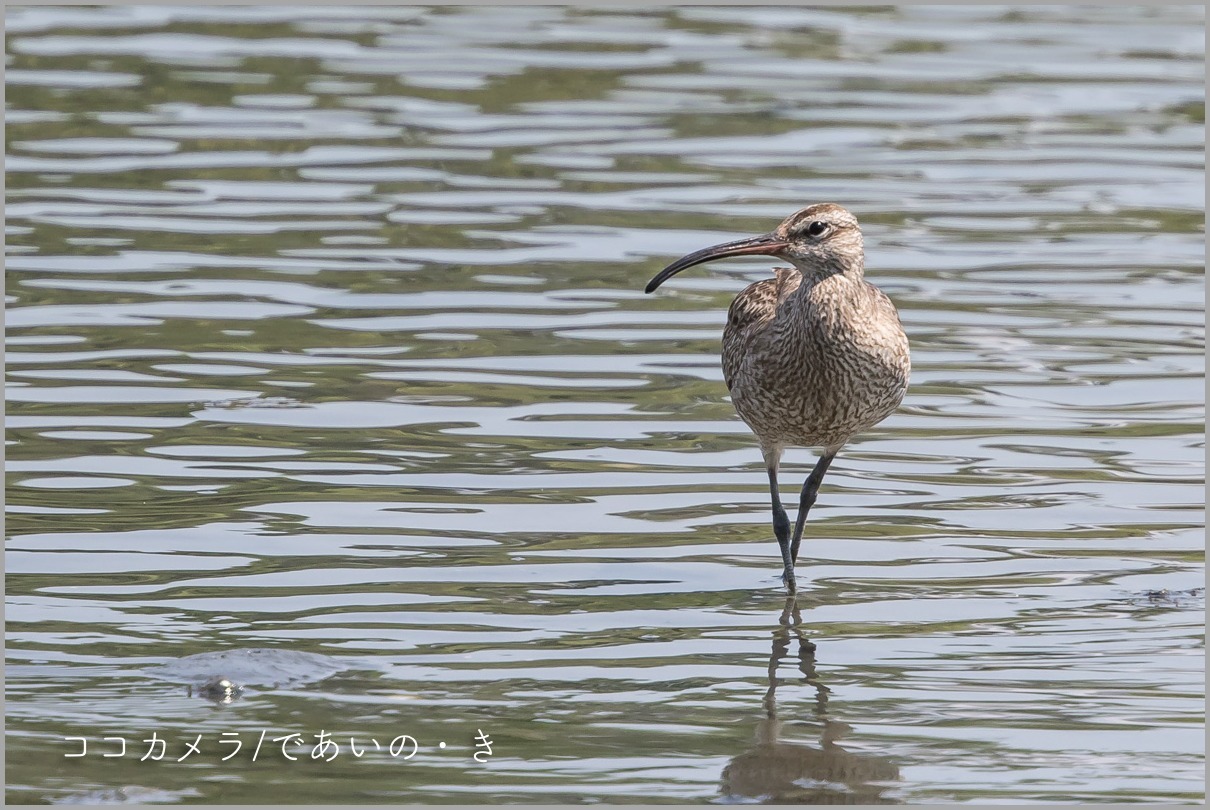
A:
[{"xmin": 720, "ymin": 598, "xmax": 900, "ymax": 804}]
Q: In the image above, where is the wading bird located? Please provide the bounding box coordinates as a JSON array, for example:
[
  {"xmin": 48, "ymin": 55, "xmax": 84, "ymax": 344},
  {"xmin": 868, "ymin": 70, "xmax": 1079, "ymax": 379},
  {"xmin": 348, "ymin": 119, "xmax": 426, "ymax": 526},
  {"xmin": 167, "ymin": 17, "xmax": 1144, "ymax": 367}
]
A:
[{"xmin": 645, "ymin": 204, "xmax": 909, "ymax": 593}]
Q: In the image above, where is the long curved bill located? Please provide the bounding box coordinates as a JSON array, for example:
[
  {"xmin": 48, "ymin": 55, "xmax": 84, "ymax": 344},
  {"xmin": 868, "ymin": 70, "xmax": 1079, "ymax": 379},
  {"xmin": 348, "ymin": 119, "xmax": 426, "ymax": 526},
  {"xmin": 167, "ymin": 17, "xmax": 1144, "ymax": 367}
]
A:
[{"xmin": 645, "ymin": 233, "xmax": 789, "ymax": 293}]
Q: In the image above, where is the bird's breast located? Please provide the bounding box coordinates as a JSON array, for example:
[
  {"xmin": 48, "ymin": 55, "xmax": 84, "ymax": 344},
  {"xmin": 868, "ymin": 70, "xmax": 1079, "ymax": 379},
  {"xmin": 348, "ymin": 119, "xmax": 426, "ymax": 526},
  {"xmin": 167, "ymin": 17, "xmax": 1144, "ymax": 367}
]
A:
[{"xmin": 721, "ymin": 274, "xmax": 909, "ymax": 447}]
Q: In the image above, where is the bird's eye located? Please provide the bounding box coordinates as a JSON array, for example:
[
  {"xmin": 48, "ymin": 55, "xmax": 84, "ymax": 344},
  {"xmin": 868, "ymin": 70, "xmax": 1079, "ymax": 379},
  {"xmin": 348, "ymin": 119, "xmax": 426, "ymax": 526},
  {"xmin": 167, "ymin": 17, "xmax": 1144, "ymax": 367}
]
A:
[{"xmin": 806, "ymin": 221, "xmax": 830, "ymax": 237}]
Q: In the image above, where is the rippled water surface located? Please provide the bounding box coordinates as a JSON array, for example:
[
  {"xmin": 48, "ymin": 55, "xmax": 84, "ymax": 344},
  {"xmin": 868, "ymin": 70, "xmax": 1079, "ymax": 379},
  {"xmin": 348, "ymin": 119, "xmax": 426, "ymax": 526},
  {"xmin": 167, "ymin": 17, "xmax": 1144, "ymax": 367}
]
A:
[{"xmin": 5, "ymin": 5, "xmax": 1205, "ymax": 804}]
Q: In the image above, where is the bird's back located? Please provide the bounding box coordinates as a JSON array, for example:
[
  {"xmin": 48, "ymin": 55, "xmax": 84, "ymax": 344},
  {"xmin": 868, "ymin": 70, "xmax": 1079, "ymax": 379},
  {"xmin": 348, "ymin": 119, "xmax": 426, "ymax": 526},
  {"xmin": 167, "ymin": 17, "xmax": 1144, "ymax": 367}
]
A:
[{"xmin": 722, "ymin": 268, "xmax": 909, "ymax": 451}]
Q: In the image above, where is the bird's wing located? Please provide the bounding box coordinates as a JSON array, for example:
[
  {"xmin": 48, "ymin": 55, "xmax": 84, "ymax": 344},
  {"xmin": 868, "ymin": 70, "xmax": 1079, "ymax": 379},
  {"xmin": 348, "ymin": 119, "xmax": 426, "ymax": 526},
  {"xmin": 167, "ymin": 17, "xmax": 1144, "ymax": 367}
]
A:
[
  {"xmin": 722, "ymin": 269, "xmax": 797, "ymax": 391},
  {"xmin": 863, "ymin": 280, "xmax": 904, "ymax": 326}
]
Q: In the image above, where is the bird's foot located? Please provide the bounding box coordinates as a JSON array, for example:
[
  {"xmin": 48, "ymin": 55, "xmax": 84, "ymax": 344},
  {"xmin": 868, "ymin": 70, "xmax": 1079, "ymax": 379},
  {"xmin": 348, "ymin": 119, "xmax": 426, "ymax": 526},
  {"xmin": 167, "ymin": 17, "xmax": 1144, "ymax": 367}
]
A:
[{"xmin": 781, "ymin": 566, "xmax": 798, "ymax": 594}]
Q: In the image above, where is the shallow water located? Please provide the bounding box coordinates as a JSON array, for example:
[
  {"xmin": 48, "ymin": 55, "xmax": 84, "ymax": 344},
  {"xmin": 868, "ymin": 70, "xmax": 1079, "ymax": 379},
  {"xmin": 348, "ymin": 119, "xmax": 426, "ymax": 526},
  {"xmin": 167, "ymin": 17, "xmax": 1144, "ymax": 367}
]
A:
[{"xmin": 5, "ymin": 5, "xmax": 1205, "ymax": 805}]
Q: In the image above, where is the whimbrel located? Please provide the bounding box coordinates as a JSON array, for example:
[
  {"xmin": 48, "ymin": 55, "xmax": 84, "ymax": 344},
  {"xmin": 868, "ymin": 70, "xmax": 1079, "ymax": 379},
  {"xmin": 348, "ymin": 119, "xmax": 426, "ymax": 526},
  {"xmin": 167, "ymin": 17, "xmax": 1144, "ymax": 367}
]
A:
[{"xmin": 645, "ymin": 204, "xmax": 910, "ymax": 593}]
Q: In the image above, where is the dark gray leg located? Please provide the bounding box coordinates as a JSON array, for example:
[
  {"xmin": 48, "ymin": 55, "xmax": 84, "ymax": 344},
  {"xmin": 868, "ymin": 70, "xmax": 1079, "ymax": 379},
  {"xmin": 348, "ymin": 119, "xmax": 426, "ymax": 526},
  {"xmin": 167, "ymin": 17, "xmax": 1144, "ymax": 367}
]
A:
[
  {"xmin": 789, "ymin": 451, "xmax": 837, "ymax": 565},
  {"xmin": 762, "ymin": 447, "xmax": 795, "ymax": 591},
  {"xmin": 766, "ymin": 464, "xmax": 795, "ymax": 590}
]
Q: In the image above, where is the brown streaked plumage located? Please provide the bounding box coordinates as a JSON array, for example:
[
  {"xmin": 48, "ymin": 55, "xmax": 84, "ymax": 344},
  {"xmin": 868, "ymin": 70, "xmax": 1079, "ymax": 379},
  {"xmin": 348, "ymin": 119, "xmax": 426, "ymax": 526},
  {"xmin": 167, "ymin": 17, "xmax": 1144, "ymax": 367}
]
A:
[{"xmin": 645, "ymin": 204, "xmax": 910, "ymax": 593}]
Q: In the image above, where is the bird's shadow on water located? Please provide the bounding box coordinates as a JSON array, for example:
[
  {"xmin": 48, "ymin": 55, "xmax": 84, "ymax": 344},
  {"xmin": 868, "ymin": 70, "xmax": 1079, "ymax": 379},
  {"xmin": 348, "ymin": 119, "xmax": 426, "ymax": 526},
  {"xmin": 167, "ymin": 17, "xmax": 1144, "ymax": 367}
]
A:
[{"xmin": 719, "ymin": 597, "xmax": 901, "ymax": 805}]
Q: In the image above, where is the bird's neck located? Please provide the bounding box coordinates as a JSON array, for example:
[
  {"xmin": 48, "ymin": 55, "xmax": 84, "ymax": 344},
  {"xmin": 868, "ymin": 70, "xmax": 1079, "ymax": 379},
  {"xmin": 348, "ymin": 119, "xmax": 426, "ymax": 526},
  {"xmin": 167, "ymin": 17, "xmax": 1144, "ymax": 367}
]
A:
[
  {"xmin": 786, "ymin": 255, "xmax": 865, "ymax": 288},
  {"xmin": 781, "ymin": 261, "xmax": 871, "ymax": 329}
]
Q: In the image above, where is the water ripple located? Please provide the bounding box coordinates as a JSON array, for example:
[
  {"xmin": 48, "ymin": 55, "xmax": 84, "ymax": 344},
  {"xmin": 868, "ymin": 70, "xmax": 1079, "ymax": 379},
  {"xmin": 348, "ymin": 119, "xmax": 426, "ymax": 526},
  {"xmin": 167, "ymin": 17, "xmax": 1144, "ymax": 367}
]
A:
[{"xmin": 5, "ymin": 5, "xmax": 1203, "ymax": 805}]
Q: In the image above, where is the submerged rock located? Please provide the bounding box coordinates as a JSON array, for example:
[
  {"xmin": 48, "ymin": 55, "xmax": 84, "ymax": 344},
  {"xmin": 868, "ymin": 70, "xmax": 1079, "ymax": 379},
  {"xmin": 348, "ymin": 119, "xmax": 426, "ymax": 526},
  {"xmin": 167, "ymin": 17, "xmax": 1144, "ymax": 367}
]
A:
[
  {"xmin": 146, "ymin": 648, "xmax": 351, "ymax": 702},
  {"xmin": 195, "ymin": 675, "xmax": 243, "ymax": 704}
]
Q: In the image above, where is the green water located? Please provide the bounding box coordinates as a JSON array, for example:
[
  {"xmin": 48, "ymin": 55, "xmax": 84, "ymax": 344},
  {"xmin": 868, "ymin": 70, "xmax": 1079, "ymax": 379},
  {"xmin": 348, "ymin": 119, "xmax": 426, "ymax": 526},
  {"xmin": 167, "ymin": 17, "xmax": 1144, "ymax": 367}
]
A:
[{"xmin": 5, "ymin": 5, "xmax": 1204, "ymax": 804}]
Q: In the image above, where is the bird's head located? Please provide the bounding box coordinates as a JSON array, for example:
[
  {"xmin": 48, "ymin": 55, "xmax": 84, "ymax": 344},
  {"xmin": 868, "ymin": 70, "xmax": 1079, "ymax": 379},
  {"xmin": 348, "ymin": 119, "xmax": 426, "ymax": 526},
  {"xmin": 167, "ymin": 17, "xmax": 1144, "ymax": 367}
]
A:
[{"xmin": 645, "ymin": 203, "xmax": 864, "ymax": 293}]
